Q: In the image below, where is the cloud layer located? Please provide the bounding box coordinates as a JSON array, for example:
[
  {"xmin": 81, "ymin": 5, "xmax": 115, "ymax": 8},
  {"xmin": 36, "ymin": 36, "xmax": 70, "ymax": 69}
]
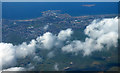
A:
[
  {"xmin": 0, "ymin": 17, "xmax": 118, "ymax": 71},
  {"xmin": 3, "ymin": 67, "xmax": 25, "ymax": 71},
  {"xmin": 62, "ymin": 17, "xmax": 118, "ymax": 56},
  {"xmin": 36, "ymin": 28, "xmax": 73, "ymax": 50},
  {"xmin": 0, "ymin": 43, "xmax": 16, "ymax": 69},
  {"xmin": 0, "ymin": 28, "xmax": 73, "ymax": 70}
]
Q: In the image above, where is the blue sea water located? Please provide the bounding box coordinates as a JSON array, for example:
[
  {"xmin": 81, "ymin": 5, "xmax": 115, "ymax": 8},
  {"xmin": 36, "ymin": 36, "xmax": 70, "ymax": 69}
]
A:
[{"xmin": 2, "ymin": 2, "xmax": 118, "ymax": 20}]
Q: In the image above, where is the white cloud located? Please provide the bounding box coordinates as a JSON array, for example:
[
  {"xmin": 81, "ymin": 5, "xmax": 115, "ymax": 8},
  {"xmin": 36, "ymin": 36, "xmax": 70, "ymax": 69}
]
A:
[
  {"xmin": 62, "ymin": 40, "xmax": 84, "ymax": 53},
  {"xmin": 43, "ymin": 25, "xmax": 49, "ymax": 30},
  {"xmin": 85, "ymin": 17, "xmax": 118, "ymax": 39},
  {"xmin": 54, "ymin": 63, "xmax": 59, "ymax": 71},
  {"xmin": 16, "ymin": 39, "xmax": 36, "ymax": 58},
  {"xmin": 33, "ymin": 56, "xmax": 42, "ymax": 62},
  {"xmin": 1, "ymin": 17, "xmax": 117, "ymax": 70},
  {"xmin": 36, "ymin": 28, "xmax": 73, "ymax": 50},
  {"xmin": 3, "ymin": 67, "xmax": 25, "ymax": 71},
  {"xmin": 62, "ymin": 17, "xmax": 118, "ymax": 56},
  {"xmin": 36, "ymin": 32, "xmax": 57, "ymax": 50},
  {"xmin": 58, "ymin": 28, "xmax": 73, "ymax": 41},
  {"xmin": 0, "ymin": 40, "xmax": 36, "ymax": 69},
  {"xmin": 0, "ymin": 28, "xmax": 73, "ymax": 70},
  {"xmin": 47, "ymin": 51, "xmax": 55, "ymax": 58},
  {"xmin": 0, "ymin": 43, "xmax": 16, "ymax": 69},
  {"xmin": 118, "ymin": 18, "xmax": 120, "ymax": 39}
]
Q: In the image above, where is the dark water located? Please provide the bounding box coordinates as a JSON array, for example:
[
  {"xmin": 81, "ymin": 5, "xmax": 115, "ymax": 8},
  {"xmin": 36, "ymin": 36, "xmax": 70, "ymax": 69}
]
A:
[{"xmin": 2, "ymin": 2, "xmax": 118, "ymax": 20}]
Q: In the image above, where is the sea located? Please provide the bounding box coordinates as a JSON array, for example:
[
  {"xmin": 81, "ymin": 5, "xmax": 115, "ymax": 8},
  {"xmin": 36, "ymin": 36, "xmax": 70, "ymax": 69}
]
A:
[{"xmin": 2, "ymin": 2, "xmax": 118, "ymax": 20}]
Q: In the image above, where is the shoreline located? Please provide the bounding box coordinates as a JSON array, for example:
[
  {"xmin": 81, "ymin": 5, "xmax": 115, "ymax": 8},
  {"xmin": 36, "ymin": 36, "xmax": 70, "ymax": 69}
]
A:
[{"xmin": 2, "ymin": 13, "xmax": 118, "ymax": 21}]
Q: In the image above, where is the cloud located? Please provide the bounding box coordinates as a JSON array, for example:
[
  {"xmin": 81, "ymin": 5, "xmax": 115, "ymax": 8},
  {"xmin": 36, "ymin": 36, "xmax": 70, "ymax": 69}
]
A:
[
  {"xmin": 85, "ymin": 17, "xmax": 118, "ymax": 39},
  {"xmin": 47, "ymin": 51, "xmax": 55, "ymax": 58},
  {"xmin": 36, "ymin": 28, "xmax": 73, "ymax": 50},
  {"xmin": 0, "ymin": 43, "xmax": 16, "ymax": 69},
  {"xmin": 16, "ymin": 39, "xmax": 36, "ymax": 58},
  {"xmin": 3, "ymin": 67, "xmax": 25, "ymax": 71},
  {"xmin": 1, "ymin": 17, "xmax": 118, "ymax": 71},
  {"xmin": 0, "ymin": 28, "xmax": 73, "ymax": 70},
  {"xmin": 58, "ymin": 28, "xmax": 73, "ymax": 41},
  {"xmin": 36, "ymin": 32, "xmax": 57, "ymax": 50},
  {"xmin": 43, "ymin": 25, "xmax": 49, "ymax": 30},
  {"xmin": 33, "ymin": 56, "xmax": 42, "ymax": 62},
  {"xmin": 54, "ymin": 63, "xmax": 59, "ymax": 71},
  {"xmin": 62, "ymin": 17, "xmax": 118, "ymax": 56},
  {"xmin": 62, "ymin": 40, "xmax": 84, "ymax": 53},
  {"xmin": 118, "ymin": 18, "xmax": 120, "ymax": 39},
  {"xmin": 0, "ymin": 40, "xmax": 36, "ymax": 69}
]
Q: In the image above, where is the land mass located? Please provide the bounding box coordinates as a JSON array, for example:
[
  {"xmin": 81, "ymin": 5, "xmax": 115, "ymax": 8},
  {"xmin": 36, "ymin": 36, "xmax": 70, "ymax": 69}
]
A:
[{"xmin": 2, "ymin": 10, "xmax": 119, "ymax": 71}]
